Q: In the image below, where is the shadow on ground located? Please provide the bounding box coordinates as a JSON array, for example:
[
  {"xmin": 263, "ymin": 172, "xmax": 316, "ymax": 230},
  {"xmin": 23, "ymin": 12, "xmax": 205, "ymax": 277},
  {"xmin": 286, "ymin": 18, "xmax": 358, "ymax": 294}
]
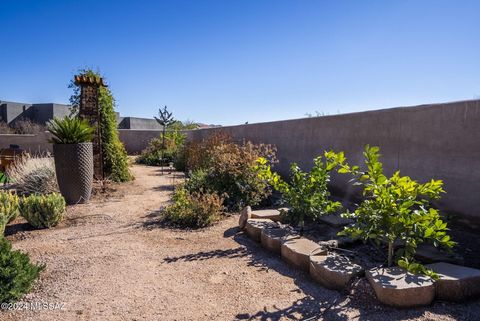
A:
[{"xmin": 163, "ymin": 225, "xmax": 480, "ymax": 321}]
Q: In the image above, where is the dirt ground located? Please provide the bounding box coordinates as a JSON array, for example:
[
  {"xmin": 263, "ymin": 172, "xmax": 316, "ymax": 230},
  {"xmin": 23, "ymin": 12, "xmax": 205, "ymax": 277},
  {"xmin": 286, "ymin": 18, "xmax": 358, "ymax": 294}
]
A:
[{"xmin": 1, "ymin": 165, "xmax": 479, "ymax": 321}]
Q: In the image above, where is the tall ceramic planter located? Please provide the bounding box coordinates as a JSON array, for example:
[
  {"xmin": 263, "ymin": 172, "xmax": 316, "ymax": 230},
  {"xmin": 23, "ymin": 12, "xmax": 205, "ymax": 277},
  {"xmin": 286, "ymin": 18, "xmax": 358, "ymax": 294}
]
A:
[{"xmin": 53, "ymin": 143, "xmax": 93, "ymax": 204}]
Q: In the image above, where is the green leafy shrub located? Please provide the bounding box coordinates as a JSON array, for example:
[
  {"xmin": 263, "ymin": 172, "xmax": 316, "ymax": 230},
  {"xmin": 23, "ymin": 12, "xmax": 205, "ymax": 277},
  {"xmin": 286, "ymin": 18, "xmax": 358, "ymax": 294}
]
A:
[
  {"xmin": 136, "ymin": 136, "xmax": 176, "ymax": 166},
  {"xmin": 183, "ymin": 134, "xmax": 277, "ymax": 211},
  {"xmin": 256, "ymin": 151, "xmax": 343, "ymax": 229},
  {"xmin": 69, "ymin": 69, "xmax": 133, "ymax": 182},
  {"xmin": 0, "ymin": 238, "xmax": 43, "ymax": 303},
  {"xmin": 0, "ymin": 191, "xmax": 20, "ymax": 235},
  {"xmin": 20, "ymin": 193, "xmax": 66, "ymax": 228},
  {"xmin": 336, "ymin": 145, "xmax": 455, "ymax": 277},
  {"xmin": 47, "ymin": 117, "xmax": 95, "ymax": 144},
  {"xmin": 163, "ymin": 186, "xmax": 224, "ymax": 228}
]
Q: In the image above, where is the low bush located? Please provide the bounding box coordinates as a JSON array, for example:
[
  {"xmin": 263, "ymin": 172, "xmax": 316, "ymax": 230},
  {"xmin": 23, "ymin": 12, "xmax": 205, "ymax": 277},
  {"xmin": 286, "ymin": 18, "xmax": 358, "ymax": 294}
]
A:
[
  {"xmin": 20, "ymin": 193, "xmax": 66, "ymax": 228},
  {"xmin": 0, "ymin": 238, "xmax": 43, "ymax": 303},
  {"xmin": 136, "ymin": 137, "xmax": 176, "ymax": 166},
  {"xmin": 0, "ymin": 191, "xmax": 20, "ymax": 235},
  {"xmin": 336, "ymin": 145, "xmax": 455, "ymax": 277},
  {"xmin": 182, "ymin": 132, "xmax": 277, "ymax": 211},
  {"xmin": 6, "ymin": 154, "xmax": 58, "ymax": 195},
  {"xmin": 163, "ymin": 186, "xmax": 224, "ymax": 228},
  {"xmin": 12, "ymin": 119, "xmax": 47, "ymax": 135}
]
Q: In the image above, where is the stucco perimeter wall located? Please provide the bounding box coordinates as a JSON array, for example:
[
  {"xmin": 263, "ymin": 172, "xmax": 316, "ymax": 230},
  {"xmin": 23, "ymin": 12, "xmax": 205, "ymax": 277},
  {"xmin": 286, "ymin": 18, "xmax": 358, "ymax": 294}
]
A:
[
  {"xmin": 0, "ymin": 132, "xmax": 52, "ymax": 154},
  {"xmin": 118, "ymin": 129, "xmax": 161, "ymax": 154},
  {"xmin": 0, "ymin": 129, "xmax": 161, "ymax": 155},
  {"xmin": 187, "ymin": 99, "xmax": 480, "ymax": 224}
]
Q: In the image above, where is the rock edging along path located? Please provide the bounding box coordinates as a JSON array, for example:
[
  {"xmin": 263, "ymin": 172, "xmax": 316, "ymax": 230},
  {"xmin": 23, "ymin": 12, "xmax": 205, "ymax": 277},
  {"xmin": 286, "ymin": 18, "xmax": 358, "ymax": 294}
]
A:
[{"xmin": 239, "ymin": 208, "xmax": 480, "ymax": 308}]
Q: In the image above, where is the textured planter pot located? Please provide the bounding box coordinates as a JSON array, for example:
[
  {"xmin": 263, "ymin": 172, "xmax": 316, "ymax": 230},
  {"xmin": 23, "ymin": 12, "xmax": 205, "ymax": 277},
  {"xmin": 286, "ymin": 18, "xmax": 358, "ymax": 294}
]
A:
[{"xmin": 53, "ymin": 143, "xmax": 94, "ymax": 205}]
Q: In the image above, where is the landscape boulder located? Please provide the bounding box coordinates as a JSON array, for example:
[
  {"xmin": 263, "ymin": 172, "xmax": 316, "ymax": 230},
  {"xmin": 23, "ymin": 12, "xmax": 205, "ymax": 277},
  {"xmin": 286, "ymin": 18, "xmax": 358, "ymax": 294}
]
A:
[
  {"xmin": 251, "ymin": 209, "xmax": 282, "ymax": 222},
  {"xmin": 366, "ymin": 267, "xmax": 435, "ymax": 307},
  {"xmin": 281, "ymin": 237, "xmax": 326, "ymax": 272},
  {"xmin": 310, "ymin": 254, "xmax": 364, "ymax": 290},
  {"xmin": 426, "ymin": 262, "xmax": 480, "ymax": 301},
  {"xmin": 238, "ymin": 206, "xmax": 252, "ymax": 230},
  {"xmin": 245, "ymin": 218, "xmax": 277, "ymax": 242}
]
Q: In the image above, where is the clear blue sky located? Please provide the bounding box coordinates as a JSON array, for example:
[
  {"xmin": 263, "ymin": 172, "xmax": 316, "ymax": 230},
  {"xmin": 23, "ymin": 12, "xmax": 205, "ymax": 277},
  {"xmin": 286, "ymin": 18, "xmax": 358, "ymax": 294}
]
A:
[{"xmin": 1, "ymin": 0, "xmax": 479, "ymax": 126}]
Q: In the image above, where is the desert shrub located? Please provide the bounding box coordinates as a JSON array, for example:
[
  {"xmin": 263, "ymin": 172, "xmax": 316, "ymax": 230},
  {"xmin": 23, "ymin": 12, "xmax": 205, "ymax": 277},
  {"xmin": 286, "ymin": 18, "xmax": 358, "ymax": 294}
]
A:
[
  {"xmin": 182, "ymin": 133, "xmax": 277, "ymax": 211},
  {"xmin": 0, "ymin": 191, "xmax": 20, "ymax": 235},
  {"xmin": 256, "ymin": 151, "xmax": 344, "ymax": 230},
  {"xmin": 20, "ymin": 193, "xmax": 66, "ymax": 228},
  {"xmin": 0, "ymin": 121, "xmax": 14, "ymax": 134},
  {"xmin": 0, "ymin": 238, "xmax": 43, "ymax": 303},
  {"xmin": 69, "ymin": 68, "xmax": 133, "ymax": 182},
  {"xmin": 136, "ymin": 136, "xmax": 177, "ymax": 166},
  {"xmin": 12, "ymin": 119, "xmax": 46, "ymax": 135},
  {"xmin": 163, "ymin": 186, "xmax": 224, "ymax": 228},
  {"xmin": 336, "ymin": 145, "xmax": 455, "ymax": 277},
  {"xmin": 7, "ymin": 154, "xmax": 58, "ymax": 195}
]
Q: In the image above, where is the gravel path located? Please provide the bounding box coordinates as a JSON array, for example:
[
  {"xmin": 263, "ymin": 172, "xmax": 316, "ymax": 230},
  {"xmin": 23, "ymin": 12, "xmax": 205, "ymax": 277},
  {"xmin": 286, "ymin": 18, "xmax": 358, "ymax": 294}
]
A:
[{"xmin": 1, "ymin": 165, "xmax": 479, "ymax": 320}]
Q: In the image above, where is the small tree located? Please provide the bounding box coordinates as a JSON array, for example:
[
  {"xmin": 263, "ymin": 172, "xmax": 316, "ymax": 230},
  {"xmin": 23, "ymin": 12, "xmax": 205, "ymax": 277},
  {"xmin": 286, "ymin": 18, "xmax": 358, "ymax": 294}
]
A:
[
  {"xmin": 336, "ymin": 145, "xmax": 455, "ymax": 277},
  {"xmin": 256, "ymin": 151, "xmax": 344, "ymax": 233},
  {"xmin": 154, "ymin": 106, "xmax": 175, "ymax": 150}
]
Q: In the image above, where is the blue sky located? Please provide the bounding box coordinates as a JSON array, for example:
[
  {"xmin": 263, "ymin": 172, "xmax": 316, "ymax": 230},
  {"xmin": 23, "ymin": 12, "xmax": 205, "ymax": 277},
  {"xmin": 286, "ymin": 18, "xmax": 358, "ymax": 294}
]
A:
[{"xmin": 0, "ymin": 0, "xmax": 479, "ymax": 125}]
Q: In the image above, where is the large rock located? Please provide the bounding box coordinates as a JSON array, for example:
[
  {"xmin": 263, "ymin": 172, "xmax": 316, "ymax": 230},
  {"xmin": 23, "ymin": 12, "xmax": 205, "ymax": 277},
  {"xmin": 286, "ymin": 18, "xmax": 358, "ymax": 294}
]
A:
[
  {"xmin": 426, "ymin": 262, "xmax": 480, "ymax": 301},
  {"xmin": 261, "ymin": 228, "xmax": 292, "ymax": 254},
  {"xmin": 366, "ymin": 267, "xmax": 435, "ymax": 307},
  {"xmin": 251, "ymin": 209, "xmax": 282, "ymax": 222},
  {"xmin": 281, "ymin": 237, "xmax": 326, "ymax": 272},
  {"xmin": 244, "ymin": 219, "xmax": 276, "ymax": 242},
  {"xmin": 238, "ymin": 206, "xmax": 252, "ymax": 230},
  {"xmin": 310, "ymin": 254, "xmax": 364, "ymax": 290}
]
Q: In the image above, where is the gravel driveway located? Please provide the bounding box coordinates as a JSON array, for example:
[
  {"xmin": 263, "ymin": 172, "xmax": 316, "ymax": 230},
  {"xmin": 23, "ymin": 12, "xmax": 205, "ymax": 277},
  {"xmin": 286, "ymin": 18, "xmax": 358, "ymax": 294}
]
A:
[{"xmin": 1, "ymin": 165, "xmax": 479, "ymax": 321}]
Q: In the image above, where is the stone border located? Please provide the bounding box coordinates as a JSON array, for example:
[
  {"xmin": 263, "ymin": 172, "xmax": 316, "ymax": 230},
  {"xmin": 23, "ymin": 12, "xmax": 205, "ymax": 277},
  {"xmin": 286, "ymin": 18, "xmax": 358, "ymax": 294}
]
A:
[{"xmin": 237, "ymin": 207, "xmax": 480, "ymax": 307}]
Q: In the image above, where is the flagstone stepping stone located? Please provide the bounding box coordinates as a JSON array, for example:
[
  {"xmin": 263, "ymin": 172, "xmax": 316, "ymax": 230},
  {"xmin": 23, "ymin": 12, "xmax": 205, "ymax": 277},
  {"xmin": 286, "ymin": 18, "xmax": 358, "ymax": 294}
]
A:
[
  {"xmin": 245, "ymin": 219, "xmax": 277, "ymax": 242},
  {"xmin": 251, "ymin": 209, "xmax": 282, "ymax": 222},
  {"xmin": 261, "ymin": 228, "xmax": 293, "ymax": 254},
  {"xmin": 281, "ymin": 237, "xmax": 326, "ymax": 272},
  {"xmin": 310, "ymin": 254, "xmax": 364, "ymax": 290},
  {"xmin": 238, "ymin": 206, "xmax": 252, "ymax": 230},
  {"xmin": 366, "ymin": 267, "xmax": 435, "ymax": 307},
  {"xmin": 426, "ymin": 262, "xmax": 480, "ymax": 301},
  {"xmin": 318, "ymin": 213, "xmax": 352, "ymax": 227}
]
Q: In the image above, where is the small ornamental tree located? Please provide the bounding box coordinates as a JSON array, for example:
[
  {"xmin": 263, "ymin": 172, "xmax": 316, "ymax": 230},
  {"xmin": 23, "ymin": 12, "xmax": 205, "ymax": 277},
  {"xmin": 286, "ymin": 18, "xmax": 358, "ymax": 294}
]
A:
[
  {"xmin": 336, "ymin": 145, "xmax": 455, "ymax": 277},
  {"xmin": 69, "ymin": 68, "xmax": 133, "ymax": 182},
  {"xmin": 256, "ymin": 151, "xmax": 345, "ymax": 232}
]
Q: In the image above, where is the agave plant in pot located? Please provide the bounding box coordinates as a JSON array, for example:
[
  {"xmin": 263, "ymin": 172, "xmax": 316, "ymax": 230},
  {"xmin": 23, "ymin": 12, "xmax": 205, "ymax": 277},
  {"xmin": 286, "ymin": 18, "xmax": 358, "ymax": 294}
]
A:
[{"xmin": 48, "ymin": 117, "xmax": 95, "ymax": 204}]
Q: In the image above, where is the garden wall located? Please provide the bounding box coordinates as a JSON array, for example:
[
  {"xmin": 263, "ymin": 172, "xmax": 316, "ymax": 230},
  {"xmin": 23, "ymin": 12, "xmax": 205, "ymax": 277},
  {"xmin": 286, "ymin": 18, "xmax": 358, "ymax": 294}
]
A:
[
  {"xmin": 187, "ymin": 99, "xmax": 480, "ymax": 226},
  {"xmin": 0, "ymin": 129, "xmax": 161, "ymax": 155}
]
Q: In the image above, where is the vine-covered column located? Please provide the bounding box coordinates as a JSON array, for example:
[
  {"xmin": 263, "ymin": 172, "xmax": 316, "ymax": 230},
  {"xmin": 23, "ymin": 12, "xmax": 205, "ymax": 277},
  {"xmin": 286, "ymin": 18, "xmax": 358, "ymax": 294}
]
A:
[{"xmin": 74, "ymin": 74, "xmax": 107, "ymax": 180}]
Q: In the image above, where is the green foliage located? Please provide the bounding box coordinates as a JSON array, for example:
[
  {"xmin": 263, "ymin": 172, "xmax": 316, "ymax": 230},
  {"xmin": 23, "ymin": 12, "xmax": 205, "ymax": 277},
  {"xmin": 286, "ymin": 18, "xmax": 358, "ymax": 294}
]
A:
[
  {"xmin": 0, "ymin": 192, "xmax": 20, "ymax": 235},
  {"xmin": 0, "ymin": 238, "xmax": 43, "ymax": 303},
  {"xmin": 336, "ymin": 145, "xmax": 455, "ymax": 276},
  {"xmin": 20, "ymin": 193, "xmax": 66, "ymax": 228},
  {"xmin": 136, "ymin": 127, "xmax": 187, "ymax": 167},
  {"xmin": 47, "ymin": 117, "xmax": 95, "ymax": 144},
  {"xmin": 163, "ymin": 185, "xmax": 225, "ymax": 228},
  {"xmin": 256, "ymin": 151, "xmax": 344, "ymax": 227},
  {"xmin": 184, "ymin": 134, "xmax": 277, "ymax": 211},
  {"xmin": 69, "ymin": 68, "xmax": 133, "ymax": 182}
]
